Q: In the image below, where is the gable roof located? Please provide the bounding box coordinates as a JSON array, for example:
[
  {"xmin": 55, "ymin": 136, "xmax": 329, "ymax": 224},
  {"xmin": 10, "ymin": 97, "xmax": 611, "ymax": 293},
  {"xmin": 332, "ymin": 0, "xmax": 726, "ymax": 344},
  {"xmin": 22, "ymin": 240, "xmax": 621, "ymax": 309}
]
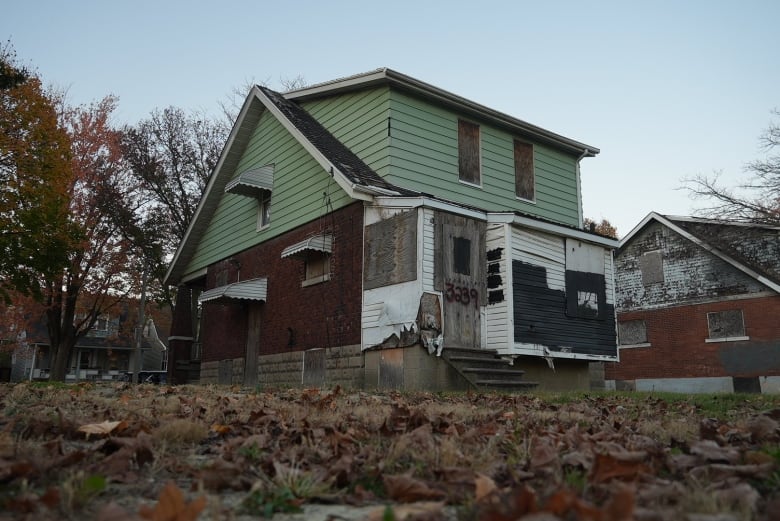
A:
[
  {"xmin": 620, "ymin": 212, "xmax": 780, "ymax": 293},
  {"xmin": 164, "ymin": 84, "xmax": 413, "ymax": 286},
  {"xmin": 286, "ymin": 68, "xmax": 599, "ymax": 158}
]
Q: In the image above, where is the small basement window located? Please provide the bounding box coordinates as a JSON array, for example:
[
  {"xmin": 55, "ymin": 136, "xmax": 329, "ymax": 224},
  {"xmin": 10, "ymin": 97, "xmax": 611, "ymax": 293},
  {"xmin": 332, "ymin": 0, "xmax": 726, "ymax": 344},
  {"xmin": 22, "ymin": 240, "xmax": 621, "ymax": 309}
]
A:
[
  {"xmin": 706, "ymin": 309, "xmax": 747, "ymax": 342},
  {"xmin": 458, "ymin": 120, "xmax": 481, "ymax": 186}
]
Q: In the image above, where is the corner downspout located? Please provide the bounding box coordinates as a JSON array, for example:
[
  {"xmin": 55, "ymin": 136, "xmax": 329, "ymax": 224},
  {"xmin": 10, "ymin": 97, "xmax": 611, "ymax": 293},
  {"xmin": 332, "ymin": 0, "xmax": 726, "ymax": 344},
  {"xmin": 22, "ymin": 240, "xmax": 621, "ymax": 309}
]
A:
[{"xmin": 575, "ymin": 148, "xmax": 590, "ymax": 229}]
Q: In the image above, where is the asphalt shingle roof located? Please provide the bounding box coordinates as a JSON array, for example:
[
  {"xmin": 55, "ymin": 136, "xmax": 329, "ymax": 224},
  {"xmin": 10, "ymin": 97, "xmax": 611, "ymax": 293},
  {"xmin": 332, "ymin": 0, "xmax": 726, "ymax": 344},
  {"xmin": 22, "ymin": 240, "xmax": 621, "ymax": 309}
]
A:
[{"xmin": 259, "ymin": 86, "xmax": 415, "ymax": 195}]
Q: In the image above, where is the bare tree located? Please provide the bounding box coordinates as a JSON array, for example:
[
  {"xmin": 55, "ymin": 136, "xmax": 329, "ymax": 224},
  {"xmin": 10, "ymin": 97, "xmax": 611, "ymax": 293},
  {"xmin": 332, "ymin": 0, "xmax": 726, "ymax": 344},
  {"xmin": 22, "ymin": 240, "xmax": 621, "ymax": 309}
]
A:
[
  {"xmin": 219, "ymin": 76, "xmax": 308, "ymax": 126},
  {"xmin": 683, "ymin": 110, "xmax": 780, "ymax": 224}
]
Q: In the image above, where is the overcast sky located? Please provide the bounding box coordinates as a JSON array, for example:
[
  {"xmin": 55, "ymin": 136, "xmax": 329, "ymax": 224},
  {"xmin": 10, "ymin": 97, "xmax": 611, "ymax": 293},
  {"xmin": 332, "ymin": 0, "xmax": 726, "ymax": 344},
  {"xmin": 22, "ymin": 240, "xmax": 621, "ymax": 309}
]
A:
[{"xmin": 4, "ymin": 0, "xmax": 778, "ymax": 237}]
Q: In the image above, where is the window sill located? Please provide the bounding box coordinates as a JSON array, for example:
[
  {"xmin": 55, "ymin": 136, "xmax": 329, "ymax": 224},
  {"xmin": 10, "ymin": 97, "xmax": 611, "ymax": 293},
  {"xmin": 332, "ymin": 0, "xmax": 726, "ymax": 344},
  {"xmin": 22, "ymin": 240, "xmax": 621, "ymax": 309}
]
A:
[
  {"xmin": 705, "ymin": 336, "xmax": 749, "ymax": 343},
  {"xmin": 515, "ymin": 196, "xmax": 536, "ymax": 204},
  {"xmin": 301, "ymin": 274, "xmax": 331, "ymax": 288},
  {"xmin": 618, "ymin": 342, "xmax": 652, "ymax": 349},
  {"xmin": 458, "ymin": 179, "xmax": 482, "ymax": 189},
  {"xmin": 256, "ymin": 224, "xmax": 270, "ymax": 232}
]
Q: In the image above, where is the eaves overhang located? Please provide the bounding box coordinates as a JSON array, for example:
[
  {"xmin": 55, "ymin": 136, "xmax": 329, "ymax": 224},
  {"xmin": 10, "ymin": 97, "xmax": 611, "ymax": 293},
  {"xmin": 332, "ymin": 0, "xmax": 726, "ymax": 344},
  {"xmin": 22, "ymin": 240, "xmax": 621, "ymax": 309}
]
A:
[
  {"xmin": 286, "ymin": 68, "xmax": 599, "ymax": 158},
  {"xmin": 620, "ymin": 212, "xmax": 780, "ymax": 294}
]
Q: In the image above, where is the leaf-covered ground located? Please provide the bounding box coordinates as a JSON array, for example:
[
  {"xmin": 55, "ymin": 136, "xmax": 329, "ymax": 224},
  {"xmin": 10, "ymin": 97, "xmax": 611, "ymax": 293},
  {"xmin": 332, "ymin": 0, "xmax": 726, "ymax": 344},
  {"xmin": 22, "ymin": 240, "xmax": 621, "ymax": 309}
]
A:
[{"xmin": 1, "ymin": 383, "xmax": 779, "ymax": 521}]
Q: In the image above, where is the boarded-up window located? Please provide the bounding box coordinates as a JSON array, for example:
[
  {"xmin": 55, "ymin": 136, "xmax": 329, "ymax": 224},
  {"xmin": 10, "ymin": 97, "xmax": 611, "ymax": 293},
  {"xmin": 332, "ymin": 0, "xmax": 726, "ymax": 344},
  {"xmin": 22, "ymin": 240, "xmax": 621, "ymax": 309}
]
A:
[
  {"xmin": 640, "ymin": 250, "xmax": 663, "ymax": 285},
  {"xmin": 707, "ymin": 310, "xmax": 745, "ymax": 340},
  {"xmin": 453, "ymin": 237, "xmax": 471, "ymax": 275},
  {"xmin": 514, "ymin": 140, "xmax": 534, "ymax": 201},
  {"xmin": 364, "ymin": 210, "xmax": 418, "ymax": 290},
  {"xmin": 618, "ymin": 320, "xmax": 647, "ymax": 345},
  {"xmin": 458, "ymin": 120, "xmax": 480, "ymax": 185},
  {"xmin": 303, "ymin": 254, "xmax": 330, "ymax": 287}
]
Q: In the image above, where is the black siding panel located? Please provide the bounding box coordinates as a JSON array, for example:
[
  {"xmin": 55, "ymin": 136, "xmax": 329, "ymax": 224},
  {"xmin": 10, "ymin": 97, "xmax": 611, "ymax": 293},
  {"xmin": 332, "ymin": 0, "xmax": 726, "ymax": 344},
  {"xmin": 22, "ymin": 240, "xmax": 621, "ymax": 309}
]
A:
[{"xmin": 513, "ymin": 260, "xmax": 617, "ymax": 357}]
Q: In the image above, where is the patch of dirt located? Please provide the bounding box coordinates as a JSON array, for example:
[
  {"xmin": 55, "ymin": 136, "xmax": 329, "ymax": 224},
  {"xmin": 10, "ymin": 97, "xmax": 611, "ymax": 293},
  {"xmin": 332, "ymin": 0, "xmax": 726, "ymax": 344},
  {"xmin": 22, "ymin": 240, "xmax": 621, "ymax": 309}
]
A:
[{"xmin": 1, "ymin": 383, "xmax": 779, "ymax": 520}]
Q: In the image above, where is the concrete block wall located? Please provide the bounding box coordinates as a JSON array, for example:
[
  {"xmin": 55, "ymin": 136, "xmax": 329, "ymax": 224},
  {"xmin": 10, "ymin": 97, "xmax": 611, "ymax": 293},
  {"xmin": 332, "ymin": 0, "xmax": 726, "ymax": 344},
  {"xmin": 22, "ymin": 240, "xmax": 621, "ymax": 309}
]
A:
[{"xmin": 200, "ymin": 344, "xmax": 364, "ymax": 388}]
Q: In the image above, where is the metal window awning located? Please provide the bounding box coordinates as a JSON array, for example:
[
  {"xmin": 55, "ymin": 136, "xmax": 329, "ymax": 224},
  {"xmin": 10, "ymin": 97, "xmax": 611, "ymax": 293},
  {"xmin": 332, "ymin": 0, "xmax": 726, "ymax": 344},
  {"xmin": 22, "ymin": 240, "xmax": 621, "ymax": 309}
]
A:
[
  {"xmin": 198, "ymin": 277, "xmax": 268, "ymax": 303},
  {"xmin": 224, "ymin": 165, "xmax": 274, "ymax": 198},
  {"xmin": 280, "ymin": 234, "xmax": 333, "ymax": 259}
]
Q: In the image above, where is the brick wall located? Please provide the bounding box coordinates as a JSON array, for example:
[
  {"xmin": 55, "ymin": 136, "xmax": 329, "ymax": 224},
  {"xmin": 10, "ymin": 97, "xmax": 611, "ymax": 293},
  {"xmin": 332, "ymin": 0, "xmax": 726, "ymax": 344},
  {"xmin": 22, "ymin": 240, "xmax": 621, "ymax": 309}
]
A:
[
  {"xmin": 615, "ymin": 221, "xmax": 768, "ymax": 312},
  {"xmin": 200, "ymin": 202, "xmax": 364, "ymax": 362},
  {"xmin": 605, "ymin": 295, "xmax": 780, "ymax": 381}
]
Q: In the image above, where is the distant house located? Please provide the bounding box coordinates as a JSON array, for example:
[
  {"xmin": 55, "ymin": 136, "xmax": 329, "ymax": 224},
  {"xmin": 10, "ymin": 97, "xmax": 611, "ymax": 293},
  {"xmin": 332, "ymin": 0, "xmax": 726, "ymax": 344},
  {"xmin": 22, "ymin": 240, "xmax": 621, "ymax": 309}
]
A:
[
  {"xmin": 605, "ymin": 212, "xmax": 780, "ymax": 393},
  {"xmin": 164, "ymin": 68, "xmax": 618, "ymax": 391},
  {"xmin": 10, "ymin": 302, "xmax": 168, "ymax": 382}
]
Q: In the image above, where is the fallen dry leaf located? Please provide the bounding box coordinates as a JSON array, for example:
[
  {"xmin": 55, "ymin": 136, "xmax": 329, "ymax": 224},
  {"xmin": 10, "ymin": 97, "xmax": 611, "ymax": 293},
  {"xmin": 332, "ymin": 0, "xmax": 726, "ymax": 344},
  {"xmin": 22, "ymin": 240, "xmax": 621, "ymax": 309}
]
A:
[
  {"xmin": 138, "ymin": 481, "xmax": 206, "ymax": 521},
  {"xmin": 78, "ymin": 419, "xmax": 128, "ymax": 438},
  {"xmin": 384, "ymin": 473, "xmax": 447, "ymax": 502}
]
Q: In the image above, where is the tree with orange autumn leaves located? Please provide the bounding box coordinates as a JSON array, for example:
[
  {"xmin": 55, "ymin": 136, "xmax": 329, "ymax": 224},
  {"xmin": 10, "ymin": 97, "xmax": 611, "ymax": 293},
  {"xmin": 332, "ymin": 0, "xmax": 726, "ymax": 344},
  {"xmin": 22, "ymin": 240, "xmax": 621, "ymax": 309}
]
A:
[
  {"xmin": 43, "ymin": 95, "xmax": 147, "ymax": 380},
  {"xmin": 1, "ymin": 44, "xmax": 149, "ymax": 380}
]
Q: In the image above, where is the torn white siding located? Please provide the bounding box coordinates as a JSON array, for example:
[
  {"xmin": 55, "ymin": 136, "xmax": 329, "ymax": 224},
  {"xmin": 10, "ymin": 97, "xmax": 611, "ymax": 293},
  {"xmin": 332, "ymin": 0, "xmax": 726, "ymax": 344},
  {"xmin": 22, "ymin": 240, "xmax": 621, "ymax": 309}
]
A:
[
  {"xmin": 362, "ymin": 280, "xmax": 422, "ymax": 349},
  {"xmin": 485, "ymin": 223, "xmax": 511, "ymax": 351},
  {"xmin": 513, "ymin": 228, "xmax": 566, "ymax": 291}
]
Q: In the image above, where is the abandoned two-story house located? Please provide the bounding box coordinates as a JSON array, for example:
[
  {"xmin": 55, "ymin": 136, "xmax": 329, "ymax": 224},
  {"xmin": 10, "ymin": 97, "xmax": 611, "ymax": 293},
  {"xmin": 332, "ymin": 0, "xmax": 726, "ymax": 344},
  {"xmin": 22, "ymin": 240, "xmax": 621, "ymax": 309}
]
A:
[
  {"xmin": 605, "ymin": 213, "xmax": 780, "ymax": 393},
  {"xmin": 164, "ymin": 69, "xmax": 618, "ymax": 391}
]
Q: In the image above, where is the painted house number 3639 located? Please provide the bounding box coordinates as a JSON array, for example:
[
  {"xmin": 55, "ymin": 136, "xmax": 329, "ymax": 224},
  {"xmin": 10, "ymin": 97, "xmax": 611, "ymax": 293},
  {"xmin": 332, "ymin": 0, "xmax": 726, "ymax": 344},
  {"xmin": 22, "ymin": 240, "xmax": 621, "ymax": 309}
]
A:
[{"xmin": 445, "ymin": 282, "xmax": 479, "ymax": 308}]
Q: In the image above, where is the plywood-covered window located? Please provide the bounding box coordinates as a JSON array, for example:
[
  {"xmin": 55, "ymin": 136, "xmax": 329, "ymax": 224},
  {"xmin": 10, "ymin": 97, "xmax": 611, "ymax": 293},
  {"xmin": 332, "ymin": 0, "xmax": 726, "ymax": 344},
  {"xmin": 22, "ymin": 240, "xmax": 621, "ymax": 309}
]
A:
[
  {"xmin": 303, "ymin": 254, "xmax": 331, "ymax": 287},
  {"xmin": 458, "ymin": 120, "xmax": 481, "ymax": 186},
  {"xmin": 706, "ymin": 309, "xmax": 746, "ymax": 341},
  {"xmin": 640, "ymin": 250, "xmax": 663, "ymax": 285},
  {"xmin": 514, "ymin": 140, "xmax": 534, "ymax": 201},
  {"xmin": 618, "ymin": 319, "xmax": 648, "ymax": 346}
]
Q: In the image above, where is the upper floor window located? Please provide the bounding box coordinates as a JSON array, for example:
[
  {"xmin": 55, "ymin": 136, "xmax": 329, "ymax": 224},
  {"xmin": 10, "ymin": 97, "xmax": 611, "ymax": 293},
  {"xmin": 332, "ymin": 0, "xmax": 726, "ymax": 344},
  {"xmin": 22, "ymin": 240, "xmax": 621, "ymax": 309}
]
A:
[
  {"xmin": 94, "ymin": 315, "xmax": 109, "ymax": 332},
  {"xmin": 458, "ymin": 120, "xmax": 481, "ymax": 186},
  {"xmin": 706, "ymin": 309, "xmax": 747, "ymax": 342},
  {"xmin": 514, "ymin": 140, "xmax": 535, "ymax": 201},
  {"xmin": 257, "ymin": 191, "xmax": 272, "ymax": 230},
  {"xmin": 640, "ymin": 250, "xmax": 663, "ymax": 285}
]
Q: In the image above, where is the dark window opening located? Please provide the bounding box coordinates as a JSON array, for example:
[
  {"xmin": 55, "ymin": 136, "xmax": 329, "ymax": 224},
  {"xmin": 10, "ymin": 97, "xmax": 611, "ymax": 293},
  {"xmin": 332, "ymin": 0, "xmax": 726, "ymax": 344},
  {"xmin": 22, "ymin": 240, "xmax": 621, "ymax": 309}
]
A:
[
  {"xmin": 458, "ymin": 120, "xmax": 480, "ymax": 185},
  {"xmin": 565, "ymin": 271, "xmax": 607, "ymax": 320},
  {"xmin": 453, "ymin": 237, "xmax": 471, "ymax": 275}
]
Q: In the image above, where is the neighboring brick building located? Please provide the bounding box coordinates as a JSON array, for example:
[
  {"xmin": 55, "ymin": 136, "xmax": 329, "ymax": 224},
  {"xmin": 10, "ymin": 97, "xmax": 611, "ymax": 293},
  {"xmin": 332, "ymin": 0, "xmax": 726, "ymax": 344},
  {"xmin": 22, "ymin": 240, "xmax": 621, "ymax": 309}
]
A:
[
  {"xmin": 605, "ymin": 212, "xmax": 780, "ymax": 393},
  {"xmin": 165, "ymin": 69, "xmax": 618, "ymax": 391}
]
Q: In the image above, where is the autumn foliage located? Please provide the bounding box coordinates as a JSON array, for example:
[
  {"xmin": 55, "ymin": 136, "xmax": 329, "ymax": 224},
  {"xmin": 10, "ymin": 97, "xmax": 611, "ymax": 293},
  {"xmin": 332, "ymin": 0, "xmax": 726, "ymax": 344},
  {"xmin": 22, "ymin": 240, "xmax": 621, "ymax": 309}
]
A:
[{"xmin": 1, "ymin": 384, "xmax": 779, "ymax": 520}]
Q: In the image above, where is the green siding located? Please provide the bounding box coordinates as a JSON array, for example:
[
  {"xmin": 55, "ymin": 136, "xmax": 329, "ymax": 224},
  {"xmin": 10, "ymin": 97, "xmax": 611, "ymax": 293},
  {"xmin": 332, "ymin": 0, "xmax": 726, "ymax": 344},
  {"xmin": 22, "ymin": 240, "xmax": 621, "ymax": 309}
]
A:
[
  {"xmin": 301, "ymin": 88, "xmax": 392, "ymax": 178},
  {"xmin": 387, "ymin": 91, "xmax": 580, "ymax": 226},
  {"xmin": 184, "ymin": 109, "xmax": 353, "ymax": 274}
]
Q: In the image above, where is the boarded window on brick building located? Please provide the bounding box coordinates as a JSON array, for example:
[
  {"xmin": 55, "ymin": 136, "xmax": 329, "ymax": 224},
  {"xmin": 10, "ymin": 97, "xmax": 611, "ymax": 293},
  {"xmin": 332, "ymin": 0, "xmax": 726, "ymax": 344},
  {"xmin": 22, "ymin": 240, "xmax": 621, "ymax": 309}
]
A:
[
  {"xmin": 618, "ymin": 319, "xmax": 648, "ymax": 346},
  {"xmin": 640, "ymin": 250, "xmax": 663, "ymax": 285},
  {"xmin": 458, "ymin": 120, "xmax": 480, "ymax": 185},
  {"xmin": 707, "ymin": 309, "xmax": 745, "ymax": 340}
]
